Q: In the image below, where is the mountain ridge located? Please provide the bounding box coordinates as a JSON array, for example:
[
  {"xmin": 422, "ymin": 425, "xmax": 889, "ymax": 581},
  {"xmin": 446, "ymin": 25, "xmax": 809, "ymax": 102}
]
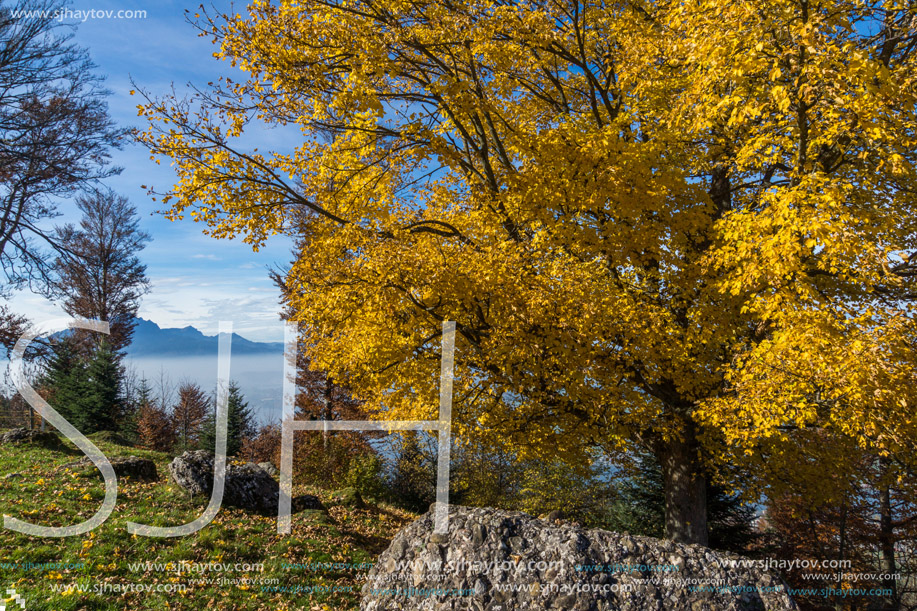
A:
[{"xmin": 126, "ymin": 318, "xmax": 283, "ymax": 357}]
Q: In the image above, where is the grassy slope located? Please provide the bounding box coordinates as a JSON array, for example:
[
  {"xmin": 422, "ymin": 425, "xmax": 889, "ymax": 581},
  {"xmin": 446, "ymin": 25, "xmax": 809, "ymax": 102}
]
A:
[{"xmin": 0, "ymin": 432, "xmax": 415, "ymax": 610}]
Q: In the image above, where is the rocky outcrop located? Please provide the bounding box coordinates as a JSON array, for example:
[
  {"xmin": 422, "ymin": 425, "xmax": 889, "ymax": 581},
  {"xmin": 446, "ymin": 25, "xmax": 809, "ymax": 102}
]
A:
[
  {"xmin": 169, "ymin": 450, "xmax": 214, "ymax": 496},
  {"xmin": 257, "ymin": 461, "xmax": 280, "ymax": 478},
  {"xmin": 169, "ymin": 450, "xmax": 323, "ymax": 514},
  {"xmin": 0, "ymin": 428, "xmax": 64, "ymax": 450},
  {"xmin": 361, "ymin": 505, "xmax": 797, "ymax": 611},
  {"xmin": 293, "ymin": 494, "xmax": 325, "ymax": 512},
  {"xmin": 62, "ymin": 456, "xmax": 158, "ymax": 481},
  {"xmin": 223, "ymin": 462, "xmax": 284, "ymax": 512}
]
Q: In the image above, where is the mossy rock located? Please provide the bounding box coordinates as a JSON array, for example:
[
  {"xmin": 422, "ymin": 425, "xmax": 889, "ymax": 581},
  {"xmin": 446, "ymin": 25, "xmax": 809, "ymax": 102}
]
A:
[
  {"xmin": 88, "ymin": 430, "xmax": 136, "ymax": 447},
  {"xmin": 327, "ymin": 487, "xmax": 365, "ymax": 509},
  {"xmin": 0, "ymin": 428, "xmax": 64, "ymax": 450},
  {"xmin": 292, "ymin": 493, "xmax": 325, "ymax": 512},
  {"xmin": 257, "ymin": 461, "xmax": 280, "ymax": 477},
  {"xmin": 60, "ymin": 456, "xmax": 158, "ymax": 481}
]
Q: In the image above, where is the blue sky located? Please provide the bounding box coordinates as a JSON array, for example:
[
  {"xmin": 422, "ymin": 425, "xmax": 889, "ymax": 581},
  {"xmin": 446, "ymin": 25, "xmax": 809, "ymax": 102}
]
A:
[{"xmin": 7, "ymin": 0, "xmax": 296, "ymax": 342}]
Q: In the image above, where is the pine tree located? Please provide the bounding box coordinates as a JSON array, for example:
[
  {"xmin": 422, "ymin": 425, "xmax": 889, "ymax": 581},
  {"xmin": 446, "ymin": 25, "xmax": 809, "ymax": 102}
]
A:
[
  {"xmin": 227, "ymin": 382, "xmax": 255, "ymax": 454},
  {"xmin": 120, "ymin": 377, "xmax": 154, "ymax": 445},
  {"xmin": 41, "ymin": 338, "xmax": 125, "ymax": 434},
  {"xmin": 388, "ymin": 431, "xmax": 437, "ymax": 513},
  {"xmin": 200, "ymin": 381, "xmax": 254, "ymax": 457},
  {"xmin": 42, "ymin": 337, "xmax": 87, "ymax": 428},
  {"xmin": 80, "ymin": 341, "xmax": 123, "ymax": 433}
]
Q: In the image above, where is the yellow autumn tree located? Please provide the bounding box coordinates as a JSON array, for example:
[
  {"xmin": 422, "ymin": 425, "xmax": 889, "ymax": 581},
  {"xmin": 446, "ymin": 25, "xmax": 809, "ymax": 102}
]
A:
[{"xmin": 136, "ymin": 0, "xmax": 917, "ymax": 545}]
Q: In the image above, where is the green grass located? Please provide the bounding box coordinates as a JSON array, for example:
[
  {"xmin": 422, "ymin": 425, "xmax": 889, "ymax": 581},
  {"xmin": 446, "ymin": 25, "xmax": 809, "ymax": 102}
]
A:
[{"xmin": 0, "ymin": 431, "xmax": 415, "ymax": 610}]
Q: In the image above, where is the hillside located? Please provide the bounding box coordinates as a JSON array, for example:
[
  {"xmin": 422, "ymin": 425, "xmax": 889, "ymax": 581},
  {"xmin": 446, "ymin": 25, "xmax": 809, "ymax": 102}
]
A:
[{"xmin": 0, "ymin": 432, "xmax": 414, "ymax": 610}]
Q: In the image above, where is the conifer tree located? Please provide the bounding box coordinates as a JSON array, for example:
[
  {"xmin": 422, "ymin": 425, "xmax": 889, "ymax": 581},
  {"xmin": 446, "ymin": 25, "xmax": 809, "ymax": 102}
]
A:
[
  {"xmin": 120, "ymin": 377, "xmax": 155, "ymax": 445},
  {"xmin": 80, "ymin": 340, "xmax": 121, "ymax": 433},
  {"xmin": 42, "ymin": 337, "xmax": 86, "ymax": 428},
  {"xmin": 200, "ymin": 381, "xmax": 255, "ymax": 457},
  {"xmin": 388, "ymin": 431, "xmax": 436, "ymax": 513}
]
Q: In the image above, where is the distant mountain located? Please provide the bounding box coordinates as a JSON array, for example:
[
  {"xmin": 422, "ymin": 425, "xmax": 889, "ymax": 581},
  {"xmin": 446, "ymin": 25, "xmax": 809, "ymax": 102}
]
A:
[{"xmin": 126, "ymin": 318, "xmax": 283, "ymax": 357}]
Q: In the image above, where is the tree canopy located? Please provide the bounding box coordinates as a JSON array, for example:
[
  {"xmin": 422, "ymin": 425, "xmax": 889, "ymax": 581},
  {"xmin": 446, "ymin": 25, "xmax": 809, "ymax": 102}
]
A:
[
  {"xmin": 138, "ymin": 0, "xmax": 917, "ymax": 544},
  {"xmin": 48, "ymin": 189, "xmax": 151, "ymax": 354},
  {"xmin": 0, "ymin": 0, "xmax": 123, "ymax": 291}
]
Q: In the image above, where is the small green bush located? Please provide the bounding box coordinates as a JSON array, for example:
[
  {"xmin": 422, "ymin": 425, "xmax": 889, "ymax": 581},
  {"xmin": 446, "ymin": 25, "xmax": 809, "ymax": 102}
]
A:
[{"xmin": 344, "ymin": 452, "xmax": 387, "ymax": 501}]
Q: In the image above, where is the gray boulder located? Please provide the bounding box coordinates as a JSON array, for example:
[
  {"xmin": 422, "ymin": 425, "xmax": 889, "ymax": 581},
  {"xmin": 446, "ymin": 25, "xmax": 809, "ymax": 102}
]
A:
[
  {"xmin": 293, "ymin": 494, "xmax": 325, "ymax": 512},
  {"xmin": 0, "ymin": 428, "xmax": 63, "ymax": 449},
  {"xmin": 225, "ymin": 462, "xmax": 283, "ymax": 512},
  {"xmin": 62, "ymin": 456, "xmax": 158, "ymax": 481},
  {"xmin": 257, "ymin": 461, "xmax": 280, "ymax": 478},
  {"xmin": 361, "ymin": 505, "xmax": 797, "ymax": 611},
  {"xmin": 169, "ymin": 450, "xmax": 214, "ymax": 495},
  {"xmin": 169, "ymin": 450, "xmax": 322, "ymax": 514}
]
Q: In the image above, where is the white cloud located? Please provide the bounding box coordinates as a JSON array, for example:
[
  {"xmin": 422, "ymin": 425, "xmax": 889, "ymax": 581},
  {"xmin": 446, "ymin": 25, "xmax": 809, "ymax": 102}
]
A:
[{"xmin": 138, "ymin": 280, "xmax": 284, "ymax": 342}]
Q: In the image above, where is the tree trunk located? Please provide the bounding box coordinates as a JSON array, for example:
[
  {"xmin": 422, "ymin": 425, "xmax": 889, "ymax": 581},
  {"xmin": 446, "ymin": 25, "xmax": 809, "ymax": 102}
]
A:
[
  {"xmin": 878, "ymin": 458, "xmax": 898, "ymax": 610},
  {"xmin": 657, "ymin": 425, "xmax": 708, "ymax": 546},
  {"xmin": 835, "ymin": 500, "xmax": 847, "ymax": 611},
  {"xmin": 321, "ymin": 376, "xmax": 332, "ymax": 451}
]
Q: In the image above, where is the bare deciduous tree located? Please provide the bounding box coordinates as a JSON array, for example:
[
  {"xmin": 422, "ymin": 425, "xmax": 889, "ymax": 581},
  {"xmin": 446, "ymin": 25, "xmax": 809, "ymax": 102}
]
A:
[
  {"xmin": 0, "ymin": 0, "xmax": 123, "ymax": 291},
  {"xmin": 48, "ymin": 189, "xmax": 150, "ymax": 354}
]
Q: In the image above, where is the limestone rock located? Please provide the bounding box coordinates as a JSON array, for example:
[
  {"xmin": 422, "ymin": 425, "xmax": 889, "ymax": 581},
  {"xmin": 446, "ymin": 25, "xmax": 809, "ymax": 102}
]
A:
[
  {"xmin": 169, "ymin": 450, "xmax": 213, "ymax": 495},
  {"xmin": 361, "ymin": 505, "xmax": 797, "ymax": 611},
  {"xmin": 0, "ymin": 428, "xmax": 64, "ymax": 450},
  {"xmin": 293, "ymin": 494, "xmax": 325, "ymax": 512},
  {"xmin": 257, "ymin": 461, "xmax": 280, "ymax": 477},
  {"xmin": 62, "ymin": 456, "xmax": 158, "ymax": 481},
  {"xmin": 225, "ymin": 462, "xmax": 283, "ymax": 512},
  {"xmin": 169, "ymin": 450, "xmax": 323, "ymax": 514}
]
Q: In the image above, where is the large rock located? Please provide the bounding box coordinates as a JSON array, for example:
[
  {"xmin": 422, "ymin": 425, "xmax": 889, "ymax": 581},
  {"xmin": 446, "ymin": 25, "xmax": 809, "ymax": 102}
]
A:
[
  {"xmin": 169, "ymin": 450, "xmax": 214, "ymax": 496},
  {"xmin": 257, "ymin": 461, "xmax": 280, "ymax": 478},
  {"xmin": 62, "ymin": 456, "xmax": 158, "ymax": 481},
  {"xmin": 0, "ymin": 428, "xmax": 64, "ymax": 450},
  {"xmin": 361, "ymin": 505, "xmax": 797, "ymax": 611},
  {"xmin": 169, "ymin": 450, "xmax": 322, "ymax": 514}
]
